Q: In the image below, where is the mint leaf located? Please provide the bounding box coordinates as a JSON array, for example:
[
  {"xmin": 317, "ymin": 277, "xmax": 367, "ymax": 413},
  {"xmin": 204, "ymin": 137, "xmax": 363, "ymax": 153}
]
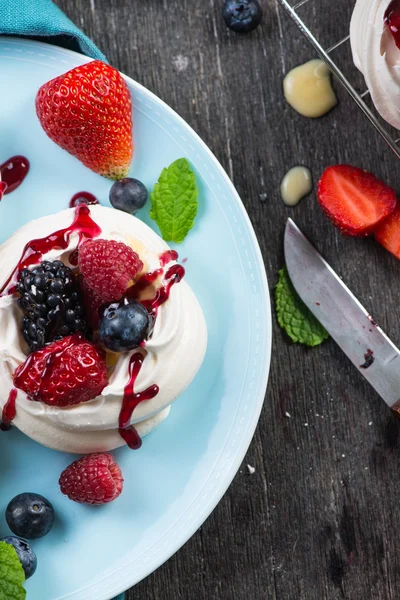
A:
[
  {"xmin": 0, "ymin": 541, "xmax": 26, "ymax": 600},
  {"xmin": 150, "ymin": 158, "xmax": 198, "ymax": 243},
  {"xmin": 275, "ymin": 266, "xmax": 329, "ymax": 347}
]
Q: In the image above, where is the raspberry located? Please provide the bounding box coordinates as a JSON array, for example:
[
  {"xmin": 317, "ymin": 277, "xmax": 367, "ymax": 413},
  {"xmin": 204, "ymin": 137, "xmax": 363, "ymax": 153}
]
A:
[
  {"xmin": 78, "ymin": 274, "xmax": 105, "ymax": 329},
  {"xmin": 59, "ymin": 453, "xmax": 124, "ymax": 504},
  {"xmin": 13, "ymin": 334, "xmax": 108, "ymax": 407},
  {"xmin": 79, "ymin": 239, "xmax": 143, "ymax": 302}
]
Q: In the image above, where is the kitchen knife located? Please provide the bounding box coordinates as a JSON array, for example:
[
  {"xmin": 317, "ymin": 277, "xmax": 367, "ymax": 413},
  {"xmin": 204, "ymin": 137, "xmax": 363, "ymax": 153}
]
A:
[{"xmin": 284, "ymin": 218, "xmax": 400, "ymax": 410}]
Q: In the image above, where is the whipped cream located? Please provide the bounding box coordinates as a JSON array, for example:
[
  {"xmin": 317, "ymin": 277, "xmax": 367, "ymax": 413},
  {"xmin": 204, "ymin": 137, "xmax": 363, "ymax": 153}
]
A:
[
  {"xmin": 350, "ymin": 0, "xmax": 400, "ymax": 129},
  {"xmin": 0, "ymin": 206, "xmax": 207, "ymax": 453}
]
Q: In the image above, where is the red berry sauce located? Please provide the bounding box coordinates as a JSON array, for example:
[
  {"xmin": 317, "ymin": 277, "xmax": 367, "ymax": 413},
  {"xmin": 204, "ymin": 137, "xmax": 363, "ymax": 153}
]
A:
[
  {"xmin": 127, "ymin": 252, "xmax": 185, "ymax": 318},
  {"xmin": 0, "ymin": 205, "xmax": 101, "ymax": 295},
  {"xmin": 0, "ymin": 389, "xmax": 17, "ymax": 431},
  {"xmin": 69, "ymin": 191, "xmax": 99, "ymax": 209},
  {"xmin": 0, "ymin": 156, "xmax": 30, "ymax": 196},
  {"xmin": 119, "ymin": 352, "xmax": 159, "ymax": 449},
  {"xmin": 385, "ymin": 0, "xmax": 400, "ymax": 48},
  {"xmin": 127, "ymin": 268, "xmax": 163, "ymax": 298},
  {"xmin": 159, "ymin": 249, "xmax": 178, "ymax": 267},
  {"xmin": 141, "ymin": 264, "xmax": 185, "ymax": 316},
  {"xmin": 119, "ymin": 251, "xmax": 184, "ymax": 448}
]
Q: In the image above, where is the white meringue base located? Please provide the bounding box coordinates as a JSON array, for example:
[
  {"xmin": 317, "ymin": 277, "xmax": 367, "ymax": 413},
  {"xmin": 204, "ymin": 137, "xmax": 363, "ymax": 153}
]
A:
[
  {"xmin": 351, "ymin": 0, "xmax": 400, "ymax": 130},
  {"xmin": 0, "ymin": 206, "xmax": 207, "ymax": 454}
]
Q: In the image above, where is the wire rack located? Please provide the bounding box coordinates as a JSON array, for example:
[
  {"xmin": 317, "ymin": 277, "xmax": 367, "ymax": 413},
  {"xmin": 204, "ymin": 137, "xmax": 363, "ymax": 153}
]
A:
[{"xmin": 277, "ymin": 0, "xmax": 400, "ymax": 161}]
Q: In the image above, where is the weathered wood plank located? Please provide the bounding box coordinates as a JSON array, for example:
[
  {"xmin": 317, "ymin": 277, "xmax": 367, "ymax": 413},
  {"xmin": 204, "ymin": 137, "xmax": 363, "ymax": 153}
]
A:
[{"xmin": 55, "ymin": 1, "xmax": 400, "ymax": 598}]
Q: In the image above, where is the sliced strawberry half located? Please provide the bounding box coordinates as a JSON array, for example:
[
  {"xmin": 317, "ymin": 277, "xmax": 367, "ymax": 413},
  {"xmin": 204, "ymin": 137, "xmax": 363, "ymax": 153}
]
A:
[
  {"xmin": 375, "ymin": 203, "xmax": 400, "ymax": 259},
  {"xmin": 317, "ymin": 165, "xmax": 396, "ymax": 237}
]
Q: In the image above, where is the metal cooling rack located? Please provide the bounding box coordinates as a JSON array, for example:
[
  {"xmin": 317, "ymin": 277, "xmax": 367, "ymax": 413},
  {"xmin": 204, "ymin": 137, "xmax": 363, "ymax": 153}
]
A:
[{"xmin": 277, "ymin": 0, "xmax": 400, "ymax": 160}]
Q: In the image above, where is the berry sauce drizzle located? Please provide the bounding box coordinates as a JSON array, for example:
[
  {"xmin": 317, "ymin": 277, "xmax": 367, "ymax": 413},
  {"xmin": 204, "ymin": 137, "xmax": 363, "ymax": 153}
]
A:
[
  {"xmin": 119, "ymin": 250, "xmax": 184, "ymax": 448},
  {"xmin": 0, "ymin": 156, "xmax": 30, "ymax": 197},
  {"xmin": 141, "ymin": 264, "xmax": 185, "ymax": 315},
  {"xmin": 119, "ymin": 352, "xmax": 159, "ymax": 449},
  {"xmin": 0, "ymin": 389, "xmax": 17, "ymax": 431},
  {"xmin": 0, "ymin": 205, "xmax": 101, "ymax": 296},
  {"xmin": 127, "ymin": 251, "xmax": 185, "ymax": 317},
  {"xmin": 385, "ymin": 0, "xmax": 400, "ymax": 48},
  {"xmin": 159, "ymin": 249, "xmax": 178, "ymax": 267},
  {"xmin": 69, "ymin": 191, "xmax": 99, "ymax": 209}
]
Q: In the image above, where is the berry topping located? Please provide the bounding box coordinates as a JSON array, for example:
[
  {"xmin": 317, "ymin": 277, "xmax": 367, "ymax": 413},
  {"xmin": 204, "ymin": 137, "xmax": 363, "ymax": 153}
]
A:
[
  {"xmin": 35, "ymin": 60, "xmax": 133, "ymax": 180},
  {"xmin": 59, "ymin": 452, "xmax": 124, "ymax": 505},
  {"xmin": 13, "ymin": 334, "xmax": 108, "ymax": 407},
  {"xmin": 5, "ymin": 493, "xmax": 54, "ymax": 540},
  {"xmin": 78, "ymin": 273, "xmax": 106, "ymax": 329},
  {"xmin": 222, "ymin": 0, "xmax": 262, "ymax": 33},
  {"xmin": 375, "ymin": 203, "xmax": 400, "ymax": 259},
  {"xmin": 317, "ymin": 165, "xmax": 396, "ymax": 236},
  {"xmin": 0, "ymin": 536, "xmax": 37, "ymax": 579},
  {"xmin": 109, "ymin": 177, "xmax": 148, "ymax": 215},
  {"xmin": 17, "ymin": 260, "xmax": 86, "ymax": 352},
  {"xmin": 99, "ymin": 299, "xmax": 153, "ymax": 352},
  {"xmin": 385, "ymin": 0, "xmax": 400, "ymax": 49},
  {"xmin": 78, "ymin": 239, "xmax": 143, "ymax": 302}
]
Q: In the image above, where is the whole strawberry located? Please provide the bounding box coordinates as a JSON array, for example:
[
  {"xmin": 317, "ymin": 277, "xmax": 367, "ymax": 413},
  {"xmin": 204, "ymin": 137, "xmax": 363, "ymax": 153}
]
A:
[
  {"xmin": 59, "ymin": 453, "xmax": 124, "ymax": 504},
  {"xmin": 13, "ymin": 334, "xmax": 108, "ymax": 407},
  {"xmin": 35, "ymin": 60, "xmax": 133, "ymax": 180}
]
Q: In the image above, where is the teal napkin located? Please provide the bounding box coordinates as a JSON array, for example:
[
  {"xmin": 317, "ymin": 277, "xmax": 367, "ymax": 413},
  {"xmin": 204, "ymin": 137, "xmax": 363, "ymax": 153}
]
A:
[
  {"xmin": 0, "ymin": 0, "xmax": 106, "ymax": 61},
  {"xmin": 1, "ymin": 5, "xmax": 124, "ymax": 600}
]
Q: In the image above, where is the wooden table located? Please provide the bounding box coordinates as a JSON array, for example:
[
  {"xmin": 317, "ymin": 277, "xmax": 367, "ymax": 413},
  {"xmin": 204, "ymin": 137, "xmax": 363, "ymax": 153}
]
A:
[{"xmin": 55, "ymin": 1, "xmax": 400, "ymax": 598}]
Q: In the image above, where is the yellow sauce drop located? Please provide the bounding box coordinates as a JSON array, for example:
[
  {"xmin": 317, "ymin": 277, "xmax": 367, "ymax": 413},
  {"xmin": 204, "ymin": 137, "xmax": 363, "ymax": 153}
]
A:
[
  {"xmin": 106, "ymin": 350, "xmax": 120, "ymax": 376},
  {"xmin": 280, "ymin": 166, "xmax": 312, "ymax": 207},
  {"xmin": 283, "ymin": 59, "xmax": 337, "ymax": 118}
]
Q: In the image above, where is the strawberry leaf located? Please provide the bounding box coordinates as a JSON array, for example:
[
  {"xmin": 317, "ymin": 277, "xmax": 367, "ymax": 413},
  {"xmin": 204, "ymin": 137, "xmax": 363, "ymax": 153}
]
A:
[
  {"xmin": 0, "ymin": 541, "xmax": 26, "ymax": 600},
  {"xmin": 150, "ymin": 158, "xmax": 198, "ymax": 243},
  {"xmin": 275, "ymin": 266, "xmax": 329, "ymax": 347}
]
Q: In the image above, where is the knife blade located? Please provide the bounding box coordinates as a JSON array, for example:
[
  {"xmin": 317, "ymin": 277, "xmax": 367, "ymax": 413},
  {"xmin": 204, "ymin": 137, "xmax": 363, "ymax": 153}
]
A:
[{"xmin": 284, "ymin": 218, "xmax": 400, "ymax": 410}]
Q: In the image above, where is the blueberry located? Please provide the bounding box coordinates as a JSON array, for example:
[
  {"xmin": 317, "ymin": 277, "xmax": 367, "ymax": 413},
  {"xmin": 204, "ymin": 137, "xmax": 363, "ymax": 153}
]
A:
[
  {"xmin": 1, "ymin": 536, "xmax": 37, "ymax": 579},
  {"xmin": 99, "ymin": 300, "xmax": 152, "ymax": 352},
  {"xmin": 109, "ymin": 178, "xmax": 148, "ymax": 215},
  {"xmin": 222, "ymin": 0, "xmax": 262, "ymax": 32},
  {"xmin": 6, "ymin": 493, "xmax": 55, "ymax": 540}
]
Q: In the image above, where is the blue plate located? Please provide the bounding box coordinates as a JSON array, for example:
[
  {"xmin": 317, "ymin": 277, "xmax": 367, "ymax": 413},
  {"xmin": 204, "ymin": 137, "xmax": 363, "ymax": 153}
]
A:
[{"xmin": 0, "ymin": 38, "xmax": 271, "ymax": 600}]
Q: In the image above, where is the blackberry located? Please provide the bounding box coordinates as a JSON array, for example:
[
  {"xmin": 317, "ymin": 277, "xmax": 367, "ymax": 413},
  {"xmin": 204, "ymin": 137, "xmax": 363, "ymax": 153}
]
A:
[{"xmin": 17, "ymin": 260, "xmax": 86, "ymax": 352}]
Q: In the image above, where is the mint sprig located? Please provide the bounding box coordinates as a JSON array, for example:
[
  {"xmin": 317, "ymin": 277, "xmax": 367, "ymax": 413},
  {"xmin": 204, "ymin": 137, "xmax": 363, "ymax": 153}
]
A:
[
  {"xmin": 275, "ymin": 266, "xmax": 329, "ymax": 347},
  {"xmin": 150, "ymin": 158, "xmax": 198, "ymax": 243},
  {"xmin": 0, "ymin": 541, "xmax": 26, "ymax": 600}
]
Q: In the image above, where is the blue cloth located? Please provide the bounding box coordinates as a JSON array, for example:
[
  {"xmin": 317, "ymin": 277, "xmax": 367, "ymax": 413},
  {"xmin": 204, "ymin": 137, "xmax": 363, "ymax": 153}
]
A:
[
  {"xmin": 0, "ymin": 0, "xmax": 106, "ymax": 61},
  {"xmin": 0, "ymin": 7, "xmax": 121, "ymax": 600}
]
